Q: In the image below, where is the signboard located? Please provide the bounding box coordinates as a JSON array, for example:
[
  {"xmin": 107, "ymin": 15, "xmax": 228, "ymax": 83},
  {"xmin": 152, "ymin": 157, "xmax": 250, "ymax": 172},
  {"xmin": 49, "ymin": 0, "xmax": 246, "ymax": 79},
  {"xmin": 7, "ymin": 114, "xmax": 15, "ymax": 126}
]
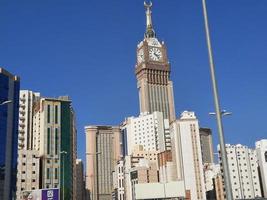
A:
[
  {"xmin": 42, "ymin": 189, "xmax": 59, "ymax": 200},
  {"xmin": 21, "ymin": 188, "xmax": 59, "ymax": 200}
]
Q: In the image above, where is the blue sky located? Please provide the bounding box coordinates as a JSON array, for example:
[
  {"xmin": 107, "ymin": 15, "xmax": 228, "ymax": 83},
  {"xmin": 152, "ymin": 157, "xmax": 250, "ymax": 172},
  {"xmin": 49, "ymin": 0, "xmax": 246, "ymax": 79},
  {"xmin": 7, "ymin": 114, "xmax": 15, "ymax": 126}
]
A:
[{"xmin": 1, "ymin": 0, "xmax": 267, "ymax": 162}]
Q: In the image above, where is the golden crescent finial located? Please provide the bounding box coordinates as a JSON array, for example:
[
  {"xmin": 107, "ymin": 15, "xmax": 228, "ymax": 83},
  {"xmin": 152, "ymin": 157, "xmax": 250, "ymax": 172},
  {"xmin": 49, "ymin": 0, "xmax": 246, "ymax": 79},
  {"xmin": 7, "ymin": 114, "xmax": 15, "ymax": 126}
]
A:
[{"xmin": 144, "ymin": 1, "xmax": 152, "ymax": 9}]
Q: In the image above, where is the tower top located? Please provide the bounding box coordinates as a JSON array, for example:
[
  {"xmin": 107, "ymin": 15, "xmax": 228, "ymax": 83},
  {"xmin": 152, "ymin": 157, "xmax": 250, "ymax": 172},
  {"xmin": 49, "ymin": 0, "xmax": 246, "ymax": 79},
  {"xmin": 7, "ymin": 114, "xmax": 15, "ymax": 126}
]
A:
[{"xmin": 144, "ymin": 1, "xmax": 156, "ymax": 38}]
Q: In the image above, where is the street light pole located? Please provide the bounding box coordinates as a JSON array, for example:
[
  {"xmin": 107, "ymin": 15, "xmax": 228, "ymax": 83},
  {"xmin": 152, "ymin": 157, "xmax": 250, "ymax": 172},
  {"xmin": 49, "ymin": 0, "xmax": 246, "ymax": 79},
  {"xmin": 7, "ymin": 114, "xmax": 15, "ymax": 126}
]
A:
[
  {"xmin": 0, "ymin": 100, "xmax": 12, "ymax": 106},
  {"xmin": 202, "ymin": 0, "xmax": 233, "ymax": 199},
  {"xmin": 60, "ymin": 151, "xmax": 67, "ymax": 200}
]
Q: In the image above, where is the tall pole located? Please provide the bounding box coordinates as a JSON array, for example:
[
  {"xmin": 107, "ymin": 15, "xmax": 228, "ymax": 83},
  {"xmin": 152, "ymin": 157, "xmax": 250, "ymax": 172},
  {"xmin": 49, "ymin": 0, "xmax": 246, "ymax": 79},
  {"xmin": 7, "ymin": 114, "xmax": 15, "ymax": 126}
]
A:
[{"xmin": 201, "ymin": 0, "xmax": 233, "ymax": 199}]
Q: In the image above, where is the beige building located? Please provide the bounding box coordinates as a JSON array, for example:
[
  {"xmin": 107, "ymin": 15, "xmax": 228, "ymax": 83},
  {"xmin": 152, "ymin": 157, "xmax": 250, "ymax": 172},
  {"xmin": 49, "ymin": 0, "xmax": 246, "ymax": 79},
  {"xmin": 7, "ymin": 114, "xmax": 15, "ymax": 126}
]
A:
[
  {"xmin": 18, "ymin": 90, "xmax": 40, "ymax": 150},
  {"xmin": 33, "ymin": 96, "xmax": 76, "ymax": 199},
  {"xmin": 158, "ymin": 150, "xmax": 177, "ymax": 183},
  {"xmin": 85, "ymin": 126, "xmax": 120, "ymax": 200},
  {"xmin": 199, "ymin": 128, "xmax": 214, "ymax": 164},
  {"xmin": 129, "ymin": 159, "xmax": 158, "ymax": 200},
  {"xmin": 16, "ymin": 150, "xmax": 40, "ymax": 199},
  {"xmin": 123, "ymin": 145, "xmax": 159, "ymax": 200},
  {"xmin": 131, "ymin": 145, "xmax": 159, "ymax": 167},
  {"xmin": 214, "ymin": 174, "xmax": 224, "ymax": 200}
]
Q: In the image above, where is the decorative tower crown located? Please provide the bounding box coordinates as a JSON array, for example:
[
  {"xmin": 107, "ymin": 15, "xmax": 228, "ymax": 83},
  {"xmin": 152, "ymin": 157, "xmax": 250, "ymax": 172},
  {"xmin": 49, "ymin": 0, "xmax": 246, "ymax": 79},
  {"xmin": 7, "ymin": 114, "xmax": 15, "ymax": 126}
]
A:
[{"xmin": 144, "ymin": 1, "xmax": 156, "ymax": 38}]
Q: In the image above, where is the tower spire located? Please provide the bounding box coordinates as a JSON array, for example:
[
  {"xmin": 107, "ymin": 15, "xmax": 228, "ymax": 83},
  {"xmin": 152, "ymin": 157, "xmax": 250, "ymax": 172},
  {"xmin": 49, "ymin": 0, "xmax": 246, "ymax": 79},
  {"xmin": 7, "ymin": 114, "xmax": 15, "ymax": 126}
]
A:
[{"xmin": 144, "ymin": 1, "xmax": 156, "ymax": 38}]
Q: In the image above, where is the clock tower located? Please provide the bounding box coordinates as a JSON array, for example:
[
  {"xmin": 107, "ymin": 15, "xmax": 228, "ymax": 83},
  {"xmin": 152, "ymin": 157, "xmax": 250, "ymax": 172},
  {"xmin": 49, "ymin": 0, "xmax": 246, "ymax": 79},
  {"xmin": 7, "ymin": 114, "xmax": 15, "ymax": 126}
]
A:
[{"xmin": 135, "ymin": 1, "xmax": 176, "ymax": 122}]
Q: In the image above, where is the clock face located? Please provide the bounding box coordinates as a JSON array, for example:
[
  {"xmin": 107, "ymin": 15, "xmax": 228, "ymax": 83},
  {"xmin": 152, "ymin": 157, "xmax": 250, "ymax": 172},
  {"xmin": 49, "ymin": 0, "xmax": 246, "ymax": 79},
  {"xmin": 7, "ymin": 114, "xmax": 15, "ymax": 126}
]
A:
[
  {"xmin": 137, "ymin": 49, "xmax": 144, "ymax": 63},
  {"xmin": 149, "ymin": 47, "xmax": 162, "ymax": 61}
]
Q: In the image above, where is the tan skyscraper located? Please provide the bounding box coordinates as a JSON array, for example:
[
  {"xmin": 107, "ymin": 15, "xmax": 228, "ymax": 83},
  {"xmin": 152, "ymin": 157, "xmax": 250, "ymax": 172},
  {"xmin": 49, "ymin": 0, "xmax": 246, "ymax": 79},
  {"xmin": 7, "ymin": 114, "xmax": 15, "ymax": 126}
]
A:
[
  {"xmin": 135, "ymin": 2, "xmax": 176, "ymax": 122},
  {"xmin": 85, "ymin": 126, "xmax": 120, "ymax": 200}
]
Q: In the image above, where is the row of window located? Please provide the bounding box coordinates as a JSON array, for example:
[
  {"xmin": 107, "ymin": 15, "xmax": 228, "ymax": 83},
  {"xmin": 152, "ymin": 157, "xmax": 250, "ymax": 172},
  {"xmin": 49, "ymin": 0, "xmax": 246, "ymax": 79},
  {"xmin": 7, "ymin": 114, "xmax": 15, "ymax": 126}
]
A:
[
  {"xmin": 47, "ymin": 128, "xmax": 59, "ymax": 155},
  {"xmin": 47, "ymin": 105, "xmax": 59, "ymax": 124},
  {"xmin": 46, "ymin": 168, "xmax": 58, "ymax": 180}
]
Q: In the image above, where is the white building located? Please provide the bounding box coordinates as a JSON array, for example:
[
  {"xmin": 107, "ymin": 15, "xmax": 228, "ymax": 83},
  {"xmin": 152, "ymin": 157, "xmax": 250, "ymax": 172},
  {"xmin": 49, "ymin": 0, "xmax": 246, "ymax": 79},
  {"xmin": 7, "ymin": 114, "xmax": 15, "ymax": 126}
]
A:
[
  {"xmin": 203, "ymin": 163, "xmax": 220, "ymax": 198},
  {"xmin": 121, "ymin": 111, "xmax": 170, "ymax": 156},
  {"xmin": 113, "ymin": 160, "xmax": 125, "ymax": 200},
  {"xmin": 218, "ymin": 144, "xmax": 262, "ymax": 199},
  {"xmin": 256, "ymin": 139, "xmax": 267, "ymax": 198},
  {"xmin": 18, "ymin": 90, "xmax": 40, "ymax": 150},
  {"xmin": 16, "ymin": 150, "xmax": 40, "ymax": 199},
  {"xmin": 171, "ymin": 111, "xmax": 206, "ymax": 200}
]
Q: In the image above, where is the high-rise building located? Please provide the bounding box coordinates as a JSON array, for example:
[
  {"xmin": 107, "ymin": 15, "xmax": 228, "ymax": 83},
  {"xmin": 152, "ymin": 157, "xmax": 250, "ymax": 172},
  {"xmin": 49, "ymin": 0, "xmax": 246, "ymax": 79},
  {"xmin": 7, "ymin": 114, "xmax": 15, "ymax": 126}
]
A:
[
  {"xmin": 171, "ymin": 111, "xmax": 206, "ymax": 200},
  {"xmin": 76, "ymin": 159, "xmax": 85, "ymax": 200},
  {"xmin": 33, "ymin": 96, "xmax": 76, "ymax": 200},
  {"xmin": 120, "ymin": 111, "xmax": 171, "ymax": 156},
  {"xmin": 72, "ymin": 111, "xmax": 78, "ymax": 200},
  {"xmin": 85, "ymin": 126, "xmax": 120, "ymax": 200},
  {"xmin": 0, "ymin": 68, "xmax": 20, "ymax": 200},
  {"xmin": 135, "ymin": 2, "xmax": 176, "ymax": 122},
  {"xmin": 256, "ymin": 139, "xmax": 267, "ymax": 198},
  {"xmin": 16, "ymin": 150, "xmax": 40, "ymax": 199},
  {"xmin": 218, "ymin": 144, "xmax": 262, "ymax": 199},
  {"xmin": 18, "ymin": 90, "xmax": 40, "ymax": 150},
  {"xmin": 199, "ymin": 128, "xmax": 214, "ymax": 164}
]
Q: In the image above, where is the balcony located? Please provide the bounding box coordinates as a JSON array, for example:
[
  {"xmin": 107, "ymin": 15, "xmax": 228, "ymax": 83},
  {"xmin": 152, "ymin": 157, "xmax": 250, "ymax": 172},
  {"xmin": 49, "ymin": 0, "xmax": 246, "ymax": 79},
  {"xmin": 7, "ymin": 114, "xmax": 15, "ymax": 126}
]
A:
[
  {"xmin": 18, "ymin": 142, "xmax": 24, "ymax": 149},
  {"xmin": 19, "ymin": 110, "xmax": 25, "ymax": 115},
  {"xmin": 19, "ymin": 123, "xmax": 25, "ymax": 128},
  {"xmin": 18, "ymin": 135, "xmax": 25, "ymax": 141}
]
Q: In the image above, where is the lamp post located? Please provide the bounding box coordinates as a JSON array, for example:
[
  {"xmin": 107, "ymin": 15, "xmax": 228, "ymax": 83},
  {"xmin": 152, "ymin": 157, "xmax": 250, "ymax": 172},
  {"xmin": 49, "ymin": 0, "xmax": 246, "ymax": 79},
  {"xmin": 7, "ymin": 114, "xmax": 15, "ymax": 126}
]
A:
[
  {"xmin": 60, "ymin": 151, "xmax": 67, "ymax": 200},
  {"xmin": 0, "ymin": 100, "xmax": 12, "ymax": 106},
  {"xmin": 209, "ymin": 110, "xmax": 232, "ymax": 117},
  {"xmin": 202, "ymin": 0, "xmax": 233, "ymax": 199},
  {"xmin": 86, "ymin": 152, "xmax": 101, "ymax": 200}
]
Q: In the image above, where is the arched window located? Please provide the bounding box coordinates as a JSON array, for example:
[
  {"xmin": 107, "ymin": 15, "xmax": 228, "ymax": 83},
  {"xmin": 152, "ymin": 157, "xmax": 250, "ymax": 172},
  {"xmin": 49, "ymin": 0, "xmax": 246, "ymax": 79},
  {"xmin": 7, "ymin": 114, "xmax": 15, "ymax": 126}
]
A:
[{"xmin": 265, "ymin": 151, "xmax": 267, "ymax": 162}]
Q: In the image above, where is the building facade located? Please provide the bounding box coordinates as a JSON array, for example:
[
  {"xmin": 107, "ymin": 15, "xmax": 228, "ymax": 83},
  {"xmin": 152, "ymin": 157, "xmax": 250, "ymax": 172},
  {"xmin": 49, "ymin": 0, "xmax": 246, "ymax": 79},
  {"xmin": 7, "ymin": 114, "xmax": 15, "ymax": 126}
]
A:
[
  {"xmin": 16, "ymin": 150, "xmax": 40, "ymax": 199},
  {"xmin": 218, "ymin": 144, "xmax": 262, "ymax": 199},
  {"xmin": 256, "ymin": 139, "xmax": 267, "ymax": 198},
  {"xmin": 0, "ymin": 68, "xmax": 20, "ymax": 200},
  {"xmin": 135, "ymin": 2, "xmax": 176, "ymax": 122},
  {"xmin": 199, "ymin": 128, "xmax": 214, "ymax": 164},
  {"xmin": 120, "ymin": 111, "xmax": 170, "ymax": 157},
  {"xmin": 33, "ymin": 96, "xmax": 76, "ymax": 199},
  {"xmin": 172, "ymin": 111, "xmax": 206, "ymax": 200},
  {"xmin": 112, "ymin": 160, "xmax": 125, "ymax": 200},
  {"xmin": 85, "ymin": 126, "xmax": 120, "ymax": 200},
  {"xmin": 203, "ymin": 163, "xmax": 220, "ymax": 199},
  {"xmin": 18, "ymin": 90, "xmax": 40, "ymax": 150}
]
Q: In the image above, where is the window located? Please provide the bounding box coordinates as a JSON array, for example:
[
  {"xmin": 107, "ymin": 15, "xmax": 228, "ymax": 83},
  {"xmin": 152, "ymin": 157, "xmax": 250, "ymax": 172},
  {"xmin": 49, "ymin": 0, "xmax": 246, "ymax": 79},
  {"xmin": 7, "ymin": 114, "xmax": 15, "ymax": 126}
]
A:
[
  {"xmin": 265, "ymin": 151, "xmax": 267, "ymax": 162},
  {"xmin": 47, "ymin": 168, "xmax": 50, "ymax": 179},
  {"xmin": 47, "ymin": 105, "xmax": 51, "ymax": 123},
  {"xmin": 55, "ymin": 168, "xmax": 58, "ymax": 179},
  {"xmin": 47, "ymin": 128, "xmax": 51, "ymax": 154},
  {"xmin": 55, "ymin": 105, "xmax": 58, "ymax": 124},
  {"xmin": 55, "ymin": 128, "xmax": 58, "ymax": 155}
]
